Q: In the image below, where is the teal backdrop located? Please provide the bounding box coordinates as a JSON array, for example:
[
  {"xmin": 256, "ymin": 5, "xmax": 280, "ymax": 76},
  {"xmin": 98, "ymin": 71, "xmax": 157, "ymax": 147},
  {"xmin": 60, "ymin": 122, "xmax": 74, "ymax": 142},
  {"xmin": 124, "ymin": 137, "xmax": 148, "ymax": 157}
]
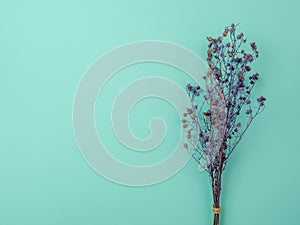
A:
[{"xmin": 1, "ymin": 0, "xmax": 299, "ymax": 224}]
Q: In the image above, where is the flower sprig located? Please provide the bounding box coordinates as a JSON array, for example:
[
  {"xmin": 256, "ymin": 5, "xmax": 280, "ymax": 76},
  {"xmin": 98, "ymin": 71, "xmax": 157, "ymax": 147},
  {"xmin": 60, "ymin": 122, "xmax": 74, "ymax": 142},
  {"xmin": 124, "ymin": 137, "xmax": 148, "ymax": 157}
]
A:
[{"xmin": 182, "ymin": 23, "xmax": 266, "ymax": 172}]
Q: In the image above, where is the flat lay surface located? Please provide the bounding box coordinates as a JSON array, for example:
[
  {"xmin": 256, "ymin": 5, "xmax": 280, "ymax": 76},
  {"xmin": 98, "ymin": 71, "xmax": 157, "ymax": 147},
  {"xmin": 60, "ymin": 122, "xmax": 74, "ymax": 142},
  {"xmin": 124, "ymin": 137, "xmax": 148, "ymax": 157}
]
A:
[{"xmin": 0, "ymin": 0, "xmax": 299, "ymax": 224}]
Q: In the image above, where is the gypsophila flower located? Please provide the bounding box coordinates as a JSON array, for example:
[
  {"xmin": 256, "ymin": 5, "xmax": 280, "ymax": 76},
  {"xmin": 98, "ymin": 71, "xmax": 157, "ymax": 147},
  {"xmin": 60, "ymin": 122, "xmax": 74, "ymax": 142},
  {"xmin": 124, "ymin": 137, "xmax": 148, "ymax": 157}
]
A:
[{"xmin": 181, "ymin": 23, "xmax": 266, "ymax": 225}]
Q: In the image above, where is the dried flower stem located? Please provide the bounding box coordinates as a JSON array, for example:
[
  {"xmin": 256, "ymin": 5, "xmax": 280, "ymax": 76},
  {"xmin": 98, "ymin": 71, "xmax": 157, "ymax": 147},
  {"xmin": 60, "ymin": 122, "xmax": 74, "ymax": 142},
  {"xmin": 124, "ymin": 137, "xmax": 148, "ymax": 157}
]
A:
[{"xmin": 182, "ymin": 23, "xmax": 266, "ymax": 225}]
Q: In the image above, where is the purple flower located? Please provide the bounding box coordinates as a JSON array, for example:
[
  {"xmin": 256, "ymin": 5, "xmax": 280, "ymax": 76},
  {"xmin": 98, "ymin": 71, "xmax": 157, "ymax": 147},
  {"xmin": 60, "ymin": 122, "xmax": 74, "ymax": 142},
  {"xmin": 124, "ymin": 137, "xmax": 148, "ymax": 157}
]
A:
[
  {"xmin": 250, "ymin": 42, "xmax": 257, "ymax": 51},
  {"xmin": 257, "ymin": 96, "xmax": 266, "ymax": 102},
  {"xmin": 253, "ymin": 74, "xmax": 259, "ymax": 80},
  {"xmin": 257, "ymin": 96, "xmax": 266, "ymax": 106},
  {"xmin": 246, "ymin": 109, "xmax": 252, "ymax": 115},
  {"xmin": 248, "ymin": 54, "xmax": 253, "ymax": 62},
  {"xmin": 250, "ymin": 42, "xmax": 259, "ymax": 57},
  {"xmin": 250, "ymin": 73, "xmax": 259, "ymax": 80},
  {"xmin": 187, "ymin": 108, "xmax": 193, "ymax": 114},
  {"xmin": 237, "ymin": 33, "xmax": 243, "ymax": 40}
]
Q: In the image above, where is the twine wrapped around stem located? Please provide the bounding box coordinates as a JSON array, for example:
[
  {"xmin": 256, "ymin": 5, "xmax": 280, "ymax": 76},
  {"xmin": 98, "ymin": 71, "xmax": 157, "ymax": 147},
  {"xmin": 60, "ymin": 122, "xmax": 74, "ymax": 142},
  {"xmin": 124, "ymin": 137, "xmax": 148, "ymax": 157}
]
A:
[
  {"xmin": 213, "ymin": 206, "xmax": 221, "ymax": 225},
  {"xmin": 213, "ymin": 207, "xmax": 221, "ymax": 215}
]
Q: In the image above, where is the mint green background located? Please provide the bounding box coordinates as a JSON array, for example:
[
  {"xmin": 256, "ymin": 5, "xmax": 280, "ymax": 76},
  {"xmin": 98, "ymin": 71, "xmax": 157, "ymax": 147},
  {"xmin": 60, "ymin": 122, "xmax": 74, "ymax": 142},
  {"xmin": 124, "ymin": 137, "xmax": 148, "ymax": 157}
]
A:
[{"xmin": 0, "ymin": 0, "xmax": 299, "ymax": 225}]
